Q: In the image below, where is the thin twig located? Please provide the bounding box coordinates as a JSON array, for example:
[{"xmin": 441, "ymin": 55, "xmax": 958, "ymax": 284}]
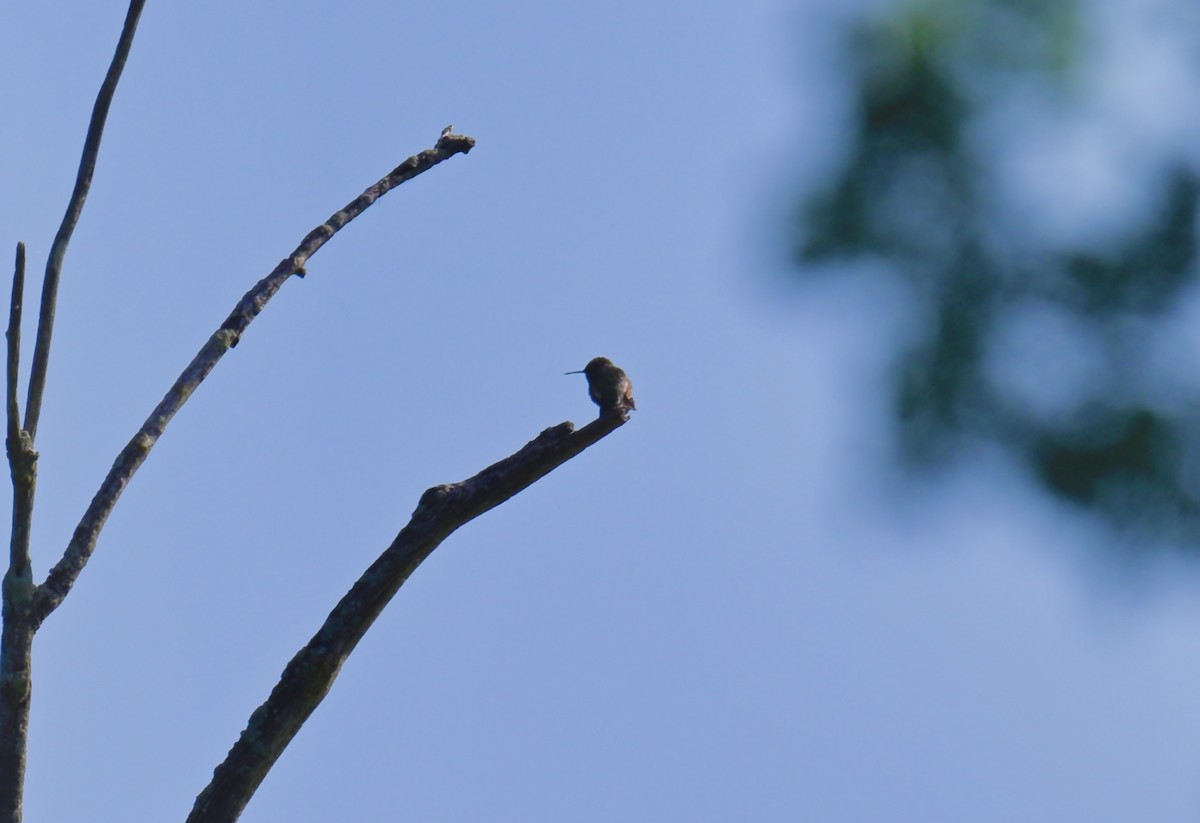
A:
[
  {"xmin": 23, "ymin": 0, "xmax": 146, "ymax": 442},
  {"xmin": 187, "ymin": 411, "xmax": 628, "ymax": 823},
  {"xmin": 30, "ymin": 130, "xmax": 476, "ymax": 626},
  {"xmin": 6, "ymin": 243, "xmax": 24, "ymax": 464},
  {"xmin": 5, "ymin": 243, "xmax": 32, "ymax": 580}
]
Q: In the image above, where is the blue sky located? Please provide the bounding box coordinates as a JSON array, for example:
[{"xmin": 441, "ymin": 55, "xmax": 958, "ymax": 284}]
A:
[{"xmin": 4, "ymin": 1, "xmax": 1200, "ymax": 820}]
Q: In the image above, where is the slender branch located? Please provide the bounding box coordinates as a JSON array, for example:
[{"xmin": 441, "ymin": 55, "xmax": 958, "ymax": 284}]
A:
[
  {"xmin": 0, "ymin": 242, "xmax": 34, "ymax": 823},
  {"xmin": 6, "ymin": 244, "xmax": 32, "ymax": 579},
  {"xmin": 30, "ymin": 130, "xmax": 475, "ymax": 626},
  {"xmin": 187, "ymin": 411, "xmax": 629, "ymax": 823},
  {"xmin": 5, "ymin": 244, "xmax": 22, "ymax": 452},
  {"xmin": 3, "ymin": 6, "xmax": 145, "ymax": 815},
  {"xmin": 23, "ymin": 0, "xmax": 146, "ymax": 442}
]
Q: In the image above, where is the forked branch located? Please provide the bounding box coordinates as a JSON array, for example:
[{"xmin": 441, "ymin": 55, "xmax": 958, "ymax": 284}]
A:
[
  {"xmin": 0, "ymin": 243, "xmax": 34, "ymax": 823},
  {"xmin": 2, "ymin": 6, "xmax": 147, "ymax": 818},
  {"xmin": 30, "ymin": 129, "xmax": 476, "ymax": 626}
]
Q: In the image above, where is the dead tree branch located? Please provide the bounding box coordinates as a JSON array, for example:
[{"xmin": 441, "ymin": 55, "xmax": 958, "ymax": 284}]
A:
[
  {"xmin": 2, "ymin": 6, "xmax": 147, "ymax": 818},
  {"xmin": 187, "ymin": 412, "xmax": 628, "ymax": 823},
  {"xmin": 24, "ymin": 0, "xmax": 146, "ymax": 442},
  {"xmin": 5, "ymin": 243, "xmax": 30, "ymax": 580},
  {"xmin": 6, "ymin": 8, "xmax": 622, "ymax": 823},
  {"xmin": 31, "ymin": 129, "xmax": 476, "ymax": 626},
  {"xmin": 0, "ymin": 243, "xmax": 33, "ymax": 823}
]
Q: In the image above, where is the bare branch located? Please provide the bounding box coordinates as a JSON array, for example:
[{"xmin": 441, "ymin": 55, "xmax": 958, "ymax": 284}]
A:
[
  {"xmin": 4, "ymin": 244, "xmax": 24, "ymax": 448},
  {"xmin": 0, "ymin": 616, "xmax": 32, "ymax": 823},
  {"xmin": 6, "ymin": 244, "xmax": 33, "ymax": 580},
  {"xmin": 2, "ymin": 6, "xmax": 145, "ymax": 813},
  {"xmin": 24, "ymin": 0, "xmax": 146, "ymax": 442},
  {"xmin": 5, "ymin": 243, "xmax": 23, "ymax": 451},
  {"xmin": 30, "ymin": 130, "xmax": 476, "ymax": 626},
  {"xmin": 187, "ymin": 412, "xmax": 629, "ymax": 823},
  {"xmin": 0, "ymin": 243, "xmax": 34, "ymax": 823}
]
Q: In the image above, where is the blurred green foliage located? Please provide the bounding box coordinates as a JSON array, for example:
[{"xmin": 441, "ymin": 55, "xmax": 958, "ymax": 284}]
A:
[{"xmin": 798, "ymin": 0, "xmax": 1200, "ymax": 541}]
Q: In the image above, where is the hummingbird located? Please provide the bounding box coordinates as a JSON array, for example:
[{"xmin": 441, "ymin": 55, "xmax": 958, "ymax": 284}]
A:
[{"xmin": 565, "ymin": 357, "xmax": 636, "ymax": 414}]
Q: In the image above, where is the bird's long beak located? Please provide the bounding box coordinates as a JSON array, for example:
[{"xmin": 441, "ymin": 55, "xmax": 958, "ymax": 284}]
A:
[{"xmin": 564, "ymin": 369, "xmax": 584, "ymax": 375}]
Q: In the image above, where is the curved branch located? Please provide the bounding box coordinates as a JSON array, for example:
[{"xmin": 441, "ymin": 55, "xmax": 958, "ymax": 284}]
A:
[
  {"xmin": 187, "ymin": 411, "xmax": 628, "ymax": 823},
  {"xmin": 31, "ymin": 130, "xmax": 476, "ymax": 625},
  {"xmin": 24, "ymin": 0, "xmax": 146, "ymax": 441}
]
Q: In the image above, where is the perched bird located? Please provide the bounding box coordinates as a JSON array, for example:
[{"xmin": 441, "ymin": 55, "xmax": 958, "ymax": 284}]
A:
[{"xmin": 565, "ymin": 357, "xmax": 636, "ymax": 414}]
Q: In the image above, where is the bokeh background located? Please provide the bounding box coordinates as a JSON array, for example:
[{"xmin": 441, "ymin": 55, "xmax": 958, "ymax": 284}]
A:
[{"xmin": 4, "ymin": 0, "xmax": 1200, "ymax": 820}]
